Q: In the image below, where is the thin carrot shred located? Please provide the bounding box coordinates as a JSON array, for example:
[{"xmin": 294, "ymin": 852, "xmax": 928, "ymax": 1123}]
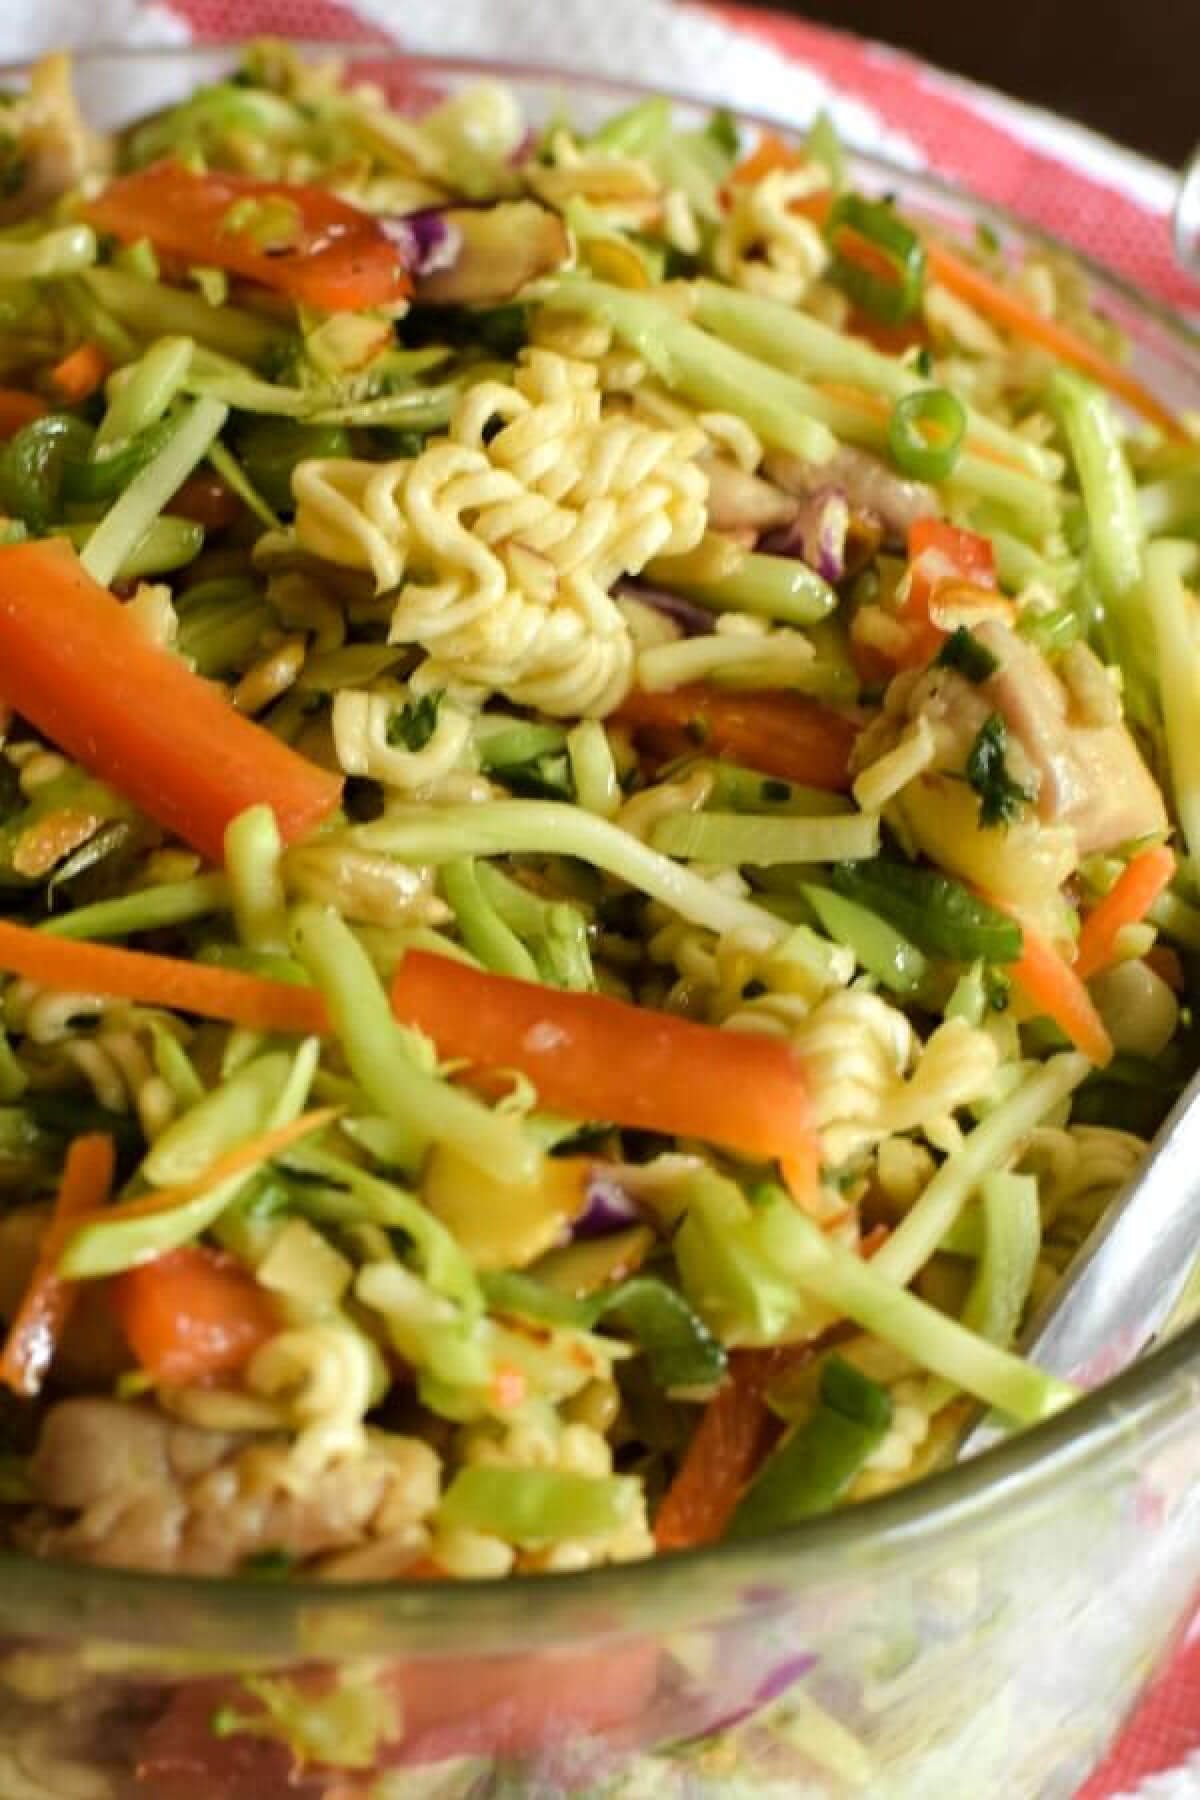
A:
[
  {"xmin": 0, "ymin": 1134, "xmax": 115, "ymax": 1396},
  {"xmin": 1075, "ymin": 846, "xmax": 1177, "ymax": 981},
  {"xmin": 65, "ymin": 1108, "xmax": 341, "ymax": 1235},
  {"xmin": 1002, "ymin": 912, "xmax": 1114, "ymax": 1066},
  {"xmin": 0, "ymin": 921, "xmax": 331, "ymax": 1035},
  {"xmin": 924, "ymin": 241, "xmax": 1183, "ymax": 437}
]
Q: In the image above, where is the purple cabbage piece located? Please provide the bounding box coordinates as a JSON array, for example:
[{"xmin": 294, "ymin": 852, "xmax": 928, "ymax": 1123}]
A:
[
  {"xmin": 763, "ymin": 488, "xmax": 852, "ymax": 584},
  {"xmin": 672, "ymin": 1651, "xmax": 819, "ymax": 1743},
  {"xmin": 381, "ymin": 209, "xmax": 463, "ymax": 278},
  {"xmin": 616, "ymin": 578, "xmax": 713, "ymax": 638},
  {"xmin": 572, "ymin": 1168, "xmax": 643, "ymax": 1240}
]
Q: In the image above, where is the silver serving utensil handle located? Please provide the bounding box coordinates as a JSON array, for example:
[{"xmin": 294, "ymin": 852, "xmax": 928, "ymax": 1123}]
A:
[{"xmin": 960, "ymin": 1068, "xmax": 1200, "ymax": 1457}]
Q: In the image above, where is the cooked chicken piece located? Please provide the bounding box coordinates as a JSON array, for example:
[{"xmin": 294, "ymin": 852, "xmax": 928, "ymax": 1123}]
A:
[
  {"xmin": 0, "ymin": 54, "xmax": 109, "ymax": 226},
  {"xmin": 971, "ymin": 620, "xmax": 1166, "ymax": 855},
  {"xmin": 859, "ymin": 621, "xmax": 1165, "ymax": 863},
  {"xmin": 19, "ymin": 1399, "xmax": 441, "ymax": 1575},
  {"xmin": 765, "ymin": 444, "xmax": 940, "ymax": 543},
  {"xmin": 701, "ymin": 455, "xmax": 798, "ymax": 535}
]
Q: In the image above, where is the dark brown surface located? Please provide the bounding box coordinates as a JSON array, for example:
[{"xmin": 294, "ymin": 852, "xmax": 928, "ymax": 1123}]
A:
[{"xmin": 763, "ymin": 2, "xmax": 1195, "ymax": 168}]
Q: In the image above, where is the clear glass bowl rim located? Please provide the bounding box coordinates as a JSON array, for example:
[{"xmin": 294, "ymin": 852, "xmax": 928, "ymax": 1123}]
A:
[{"xmin": 0, "ymin": 41, "xmax": 1196, "ymax": 1645}]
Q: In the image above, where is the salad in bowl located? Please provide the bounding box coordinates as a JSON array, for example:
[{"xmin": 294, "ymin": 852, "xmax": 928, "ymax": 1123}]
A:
[{"xmin": 0, "ymin": 38, "xmax": 1193, "ymax": 1798}]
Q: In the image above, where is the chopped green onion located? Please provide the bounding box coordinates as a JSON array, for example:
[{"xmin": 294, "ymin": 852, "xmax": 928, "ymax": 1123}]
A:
[
  {"xmin": 729, "ymin": 1354, "xmax": 892, "ymax": 1535},
  {"xmin": 830, "ymin": 861, "xmax": 1022, "ymax": 962},
  {"xmin": 826, "ymin": 193, "xmax": 926, "ymax": 324},
  {"xmin": 888, "ymin": 388, "xmax": 966, "ymax": 482},
  {"xmin": 693, "ymin": 280, "xmax": 1058, "ymax": 481}
]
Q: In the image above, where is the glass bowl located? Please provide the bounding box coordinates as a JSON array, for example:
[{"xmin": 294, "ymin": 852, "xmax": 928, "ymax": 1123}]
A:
[{"xmin": 0, "ymin": 46, "xmax": 1198, "ymax": 1800}]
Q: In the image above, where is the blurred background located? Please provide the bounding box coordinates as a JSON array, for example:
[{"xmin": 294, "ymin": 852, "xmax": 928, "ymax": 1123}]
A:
[{"xmin": 765, "ymin": 0, "xmax": 1195, "ymax": 165}]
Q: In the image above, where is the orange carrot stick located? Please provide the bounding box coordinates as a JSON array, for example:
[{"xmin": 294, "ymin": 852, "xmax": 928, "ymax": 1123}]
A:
[
  {"xmin": 1075, "ymin": 846, "xmax": 1177, "ymax": 981},
  {"xmin": 0, "ymin": 1134, "xmax": 115, "ymax": 1395},
  {"xmin": 0, "ymin": 539, "xmax": 342, "ymax": 863},
  {"xmin": 0, "ymin": 921, "xmax": 330, "ymax": 1036},
  {"xmin": 48, "ymin": 341, "xmax": 110, "ymax": 405}
]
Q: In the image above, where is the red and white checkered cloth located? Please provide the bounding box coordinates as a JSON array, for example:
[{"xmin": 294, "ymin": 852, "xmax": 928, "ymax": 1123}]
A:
[{"xmin": 10, "ymin": 1, "xmax": 1200, "ymax": 1790}]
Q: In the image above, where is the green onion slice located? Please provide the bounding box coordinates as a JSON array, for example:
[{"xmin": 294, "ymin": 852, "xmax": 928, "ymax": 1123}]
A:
[{"xmin": 888, "ymin": 387, "xmax": 967, "ymax": 481}]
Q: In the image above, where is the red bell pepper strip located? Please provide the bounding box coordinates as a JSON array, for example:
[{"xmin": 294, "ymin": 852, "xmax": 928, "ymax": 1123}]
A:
[
  {"xmin": 390, "ymin": 950, "xmax": 818, "ymax": 1170},
  {"xmin": 893, "ymin": 518, "xmax": 998, "ymax": 667},
  {"xmin": 84, "ymin": 161, "xmax": 413, "ymax": 313},
  {"xmin": 654, "ymin": 1343, "xmax": 829, "ymax": 1550},
  {"xmin": 110, "ymin": 1245, "xmax": 280, "ymax": 1386},
  {"xmin": 0, "ymin": 1133, "xmax": 115, "ymax": 1396},
  {"xmin": 0, "ymin": 540, "xmax": 342, "ymax": 863},
  {"xmin": 613, "ymin": 684, "xmax": 859, "ymax": 790}
]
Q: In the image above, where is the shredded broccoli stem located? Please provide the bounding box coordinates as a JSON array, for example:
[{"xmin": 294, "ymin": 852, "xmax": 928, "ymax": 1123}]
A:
[
  {"xmin": 225, "ymin": 804, "xmax": 288, "ymax": 954},
  {"xmin": 40, "ymin": 874, "xmax": 230, "ymax": 940},
  {"xmin": 94, "ymin": 336, "xmax": 193, "ymax": 453},
  {"xmin": 1051, "ymin": 368, "xmax": 1144, "ymax": 605},
  {"xmin": 651, "ymin": 808, "xmax": 881, "ymax": 866},
  {"xmin": 693, "ymin": 278, "xmax": 1060, "ymax": 481},
  {"xmin": 1145, "ymin": 539, "xmax": 1200, "ymax": 873},
  {"xmin": 350, "ymin": 801, "xmax": 788, "ymax": 942},
  {"xmin": 555, "ymin": 275, "xmax": 837, "ymax": 464},
  {"xmin": 288, "ymin": 902, "xmax": 539, "ymax": 1184},
  {"xmin": 79, "ymin": 395, "xmax": 228, "ymax": 588},
  {"xmin": 872, "ymin": 1053, "xmax": 1090, "ymax": 1289},
  {"xmin": 0, "ymin": 226, "xmax": 96, "ymax": 281},
  {"xmin": 82, "ymin": 265, "xmax": 286, "ymax": 362},
  {"xmin": 757, "ymin": 1196, "xmax": 1074, "ymax": 1424}
]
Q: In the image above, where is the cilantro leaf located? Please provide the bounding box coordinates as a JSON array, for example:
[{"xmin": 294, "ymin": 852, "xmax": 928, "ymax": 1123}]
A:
[
  {"xmin": 966, "ymin": 713, "xmax": 1031, "ymax": 828},
  {"xmin": 936, "ymin": 627, "xmax": 999, "ymax": 684},
  {"xmin": 387, "ymin": 691, "xmax": 442, "ymax": 752}
]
